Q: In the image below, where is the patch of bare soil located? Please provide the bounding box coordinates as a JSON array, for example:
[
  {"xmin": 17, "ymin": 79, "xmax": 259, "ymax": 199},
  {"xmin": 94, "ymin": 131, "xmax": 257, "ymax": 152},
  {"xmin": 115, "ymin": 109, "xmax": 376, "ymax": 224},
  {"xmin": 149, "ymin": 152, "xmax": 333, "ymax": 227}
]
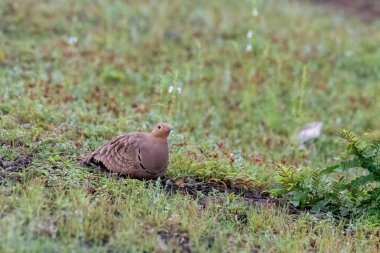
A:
[
  {"xmin": 316, "ymin": 0, "xmax": 380, "ymax": 22},
  {"xmin": 0, "ymin": 154, "xmax": 33, "ymax": 181},
  {"xmin": 164, "ymin": 177, "xmax": 277, "ymax": 208},
  {"xmin": 85, "ymin": 165, "xmax": 300, "ymax": 214},
  {"xmin": 157, "ymin": 230, "xmax": 191, "ymax": 253}
]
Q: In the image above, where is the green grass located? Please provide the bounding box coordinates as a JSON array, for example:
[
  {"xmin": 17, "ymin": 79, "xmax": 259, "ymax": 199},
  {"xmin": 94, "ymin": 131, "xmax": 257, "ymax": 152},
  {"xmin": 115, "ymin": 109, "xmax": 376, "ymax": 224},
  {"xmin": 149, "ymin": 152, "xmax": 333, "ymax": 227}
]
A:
[{"xmin": 1, "ymin": 0, "xmax": 380, "ymax": 252}]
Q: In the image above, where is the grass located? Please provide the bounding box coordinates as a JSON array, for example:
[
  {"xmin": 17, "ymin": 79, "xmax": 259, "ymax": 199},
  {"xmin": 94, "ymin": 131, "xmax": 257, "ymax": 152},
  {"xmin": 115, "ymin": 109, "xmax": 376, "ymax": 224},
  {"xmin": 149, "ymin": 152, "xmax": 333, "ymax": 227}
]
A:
[{"xmin": 1, "ymin": 0, "xmax": 380, "ymax": 252}]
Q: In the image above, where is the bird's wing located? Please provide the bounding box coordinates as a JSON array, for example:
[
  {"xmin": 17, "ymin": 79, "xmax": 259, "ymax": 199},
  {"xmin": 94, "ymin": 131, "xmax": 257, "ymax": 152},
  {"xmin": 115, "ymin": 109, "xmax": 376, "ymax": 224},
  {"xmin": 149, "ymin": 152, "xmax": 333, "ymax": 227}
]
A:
[{"xmin": 81, "ymin": 133, "xmax": 139, "ymax": 172}]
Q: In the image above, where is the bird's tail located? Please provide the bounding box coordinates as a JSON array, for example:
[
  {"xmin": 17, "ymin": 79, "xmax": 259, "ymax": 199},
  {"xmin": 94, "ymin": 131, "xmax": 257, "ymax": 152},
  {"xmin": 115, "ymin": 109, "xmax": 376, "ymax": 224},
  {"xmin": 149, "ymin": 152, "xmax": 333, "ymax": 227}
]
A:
[{"xmin": 78, "ymin": 152, "xmax": 95, "ymax": 166}]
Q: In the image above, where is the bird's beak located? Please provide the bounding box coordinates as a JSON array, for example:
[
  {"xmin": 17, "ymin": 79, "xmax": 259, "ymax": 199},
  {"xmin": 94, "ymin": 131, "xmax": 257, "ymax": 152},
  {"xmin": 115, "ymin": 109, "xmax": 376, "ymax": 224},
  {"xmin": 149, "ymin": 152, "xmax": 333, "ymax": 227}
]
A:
[{"xmin": 168, "ymin": 126, "xmax": 174, "ymax": 132}]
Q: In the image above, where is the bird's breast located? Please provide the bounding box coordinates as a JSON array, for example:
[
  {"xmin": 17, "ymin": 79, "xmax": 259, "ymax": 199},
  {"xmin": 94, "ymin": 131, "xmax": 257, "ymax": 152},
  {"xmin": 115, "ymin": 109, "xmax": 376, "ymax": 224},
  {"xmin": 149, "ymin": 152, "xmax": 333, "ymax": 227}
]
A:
[{"xmin": 139, "ymin": 139, "xmax": 169, "ymax": 171}]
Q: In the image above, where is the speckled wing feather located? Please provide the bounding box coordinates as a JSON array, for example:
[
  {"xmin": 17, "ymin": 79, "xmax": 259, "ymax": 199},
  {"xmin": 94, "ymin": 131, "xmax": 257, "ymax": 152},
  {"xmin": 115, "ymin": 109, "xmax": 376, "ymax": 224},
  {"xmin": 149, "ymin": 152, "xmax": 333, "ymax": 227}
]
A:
[{"xmin": 81, "ymin": 134, "xmax": 138, "ymax": 174}]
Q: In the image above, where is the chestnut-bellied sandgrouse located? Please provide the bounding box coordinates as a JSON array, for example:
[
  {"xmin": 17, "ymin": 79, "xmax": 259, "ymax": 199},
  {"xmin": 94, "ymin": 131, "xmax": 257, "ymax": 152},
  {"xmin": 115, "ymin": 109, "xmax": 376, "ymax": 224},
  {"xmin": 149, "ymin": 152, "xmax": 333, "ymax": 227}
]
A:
[{"xmin": 81, "ymin": 123, "xmax": 173, "ymax": 179}]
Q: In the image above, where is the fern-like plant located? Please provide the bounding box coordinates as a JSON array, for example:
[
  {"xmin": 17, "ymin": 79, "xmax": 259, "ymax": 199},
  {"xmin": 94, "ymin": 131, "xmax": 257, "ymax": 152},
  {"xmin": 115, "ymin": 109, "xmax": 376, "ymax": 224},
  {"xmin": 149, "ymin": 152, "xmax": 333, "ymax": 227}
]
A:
[
  {"xmin": 270, "ymin": 164, "xmax": 349, "ymax": 213},
  {"xmin": 323, "ymin": 130, "xmax": 380, "ymax": 213},
  {"xmin": 270, "ymin": 129, "xmax": 379, "ymax": 218}
]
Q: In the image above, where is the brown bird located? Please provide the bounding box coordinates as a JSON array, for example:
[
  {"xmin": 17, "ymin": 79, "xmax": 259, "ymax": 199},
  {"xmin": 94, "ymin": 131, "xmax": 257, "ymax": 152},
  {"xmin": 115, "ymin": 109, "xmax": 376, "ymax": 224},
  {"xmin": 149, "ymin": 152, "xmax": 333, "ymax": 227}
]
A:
[{"xmin": 81, "ymin": 123, "xmax": 173, "ymax": 179}]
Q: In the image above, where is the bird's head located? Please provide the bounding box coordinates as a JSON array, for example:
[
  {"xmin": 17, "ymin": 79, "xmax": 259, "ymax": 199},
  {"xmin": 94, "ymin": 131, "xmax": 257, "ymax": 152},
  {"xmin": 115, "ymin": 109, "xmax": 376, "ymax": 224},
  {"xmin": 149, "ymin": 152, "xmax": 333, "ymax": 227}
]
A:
[{"xmin": 151, "ymin": 123, "xmax": 173, "ymax": 138}]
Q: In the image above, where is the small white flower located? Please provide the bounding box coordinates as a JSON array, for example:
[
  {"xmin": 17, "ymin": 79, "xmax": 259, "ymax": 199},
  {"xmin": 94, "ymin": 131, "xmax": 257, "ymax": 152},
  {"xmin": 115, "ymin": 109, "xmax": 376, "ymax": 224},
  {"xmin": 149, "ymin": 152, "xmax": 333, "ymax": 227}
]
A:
[
  {"xmin": 168, "ymin": 85, "xmax": 174, "ymax": 93},
  {"xmin": 66, "ymin": 36, "xmax": 78, "ymax": 45},
  {"xmin": 252, "ymin": 8, "xmax": 259, "ymax": 17},
  {"xmin": 247, "ymin": 30, "xmax": 253, "ymax": 39},
  {"xmin": 177, "ymin": 87, "xmax": 182, "ymax": 94},
  {"xmin": 245, "ymin": 44, "xmax": 252, "ymax": 52}
]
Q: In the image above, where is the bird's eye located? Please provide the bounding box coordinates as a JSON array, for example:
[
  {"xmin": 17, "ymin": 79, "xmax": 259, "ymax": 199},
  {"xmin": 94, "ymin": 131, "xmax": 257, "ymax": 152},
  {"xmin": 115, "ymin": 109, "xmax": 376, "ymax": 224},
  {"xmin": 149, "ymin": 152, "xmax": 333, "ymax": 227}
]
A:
[{"xmin": 158, "ymin": 125, "xmax": 162, "ymax": 129}]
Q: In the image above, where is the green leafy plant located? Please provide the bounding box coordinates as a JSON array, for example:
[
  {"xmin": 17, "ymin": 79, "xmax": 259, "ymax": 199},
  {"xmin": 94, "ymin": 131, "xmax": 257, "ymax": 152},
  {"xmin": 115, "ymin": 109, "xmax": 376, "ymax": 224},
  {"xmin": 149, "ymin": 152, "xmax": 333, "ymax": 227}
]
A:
[
  {"xmin": 271, "ymin": 130, "xmax": 380, "ymax": 217},
  {"xmin": 323, "ymin": 130, "xmax": 380, "ymax": 213},
  {"xmin": 270, "ymin": 164, "xmax": 351, "ymax": 214}
]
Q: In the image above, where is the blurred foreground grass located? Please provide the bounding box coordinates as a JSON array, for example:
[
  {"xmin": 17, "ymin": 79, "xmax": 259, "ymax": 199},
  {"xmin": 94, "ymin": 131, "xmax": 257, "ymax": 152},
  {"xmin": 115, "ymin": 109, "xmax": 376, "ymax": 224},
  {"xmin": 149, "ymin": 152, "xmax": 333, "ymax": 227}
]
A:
[{"xmin": 0, "ymin": 0, "xmax": 379, "ymax": 251}]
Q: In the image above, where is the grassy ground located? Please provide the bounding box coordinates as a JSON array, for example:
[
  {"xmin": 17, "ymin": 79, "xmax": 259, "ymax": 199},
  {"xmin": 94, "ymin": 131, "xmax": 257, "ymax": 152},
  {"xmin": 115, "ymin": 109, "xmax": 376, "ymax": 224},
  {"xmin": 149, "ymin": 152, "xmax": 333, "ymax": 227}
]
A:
[{"xmin": 1, "ymin": 0, "xmax": 380, "ymax": 252}]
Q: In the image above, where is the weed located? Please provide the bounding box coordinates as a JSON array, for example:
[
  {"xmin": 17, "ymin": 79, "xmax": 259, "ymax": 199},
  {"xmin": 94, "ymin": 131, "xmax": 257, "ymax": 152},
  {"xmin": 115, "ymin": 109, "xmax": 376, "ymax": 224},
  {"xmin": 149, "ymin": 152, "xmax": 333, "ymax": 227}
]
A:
[{"xmin": 271, "ymin": 130, "xmax": 380, "ymax": 220}]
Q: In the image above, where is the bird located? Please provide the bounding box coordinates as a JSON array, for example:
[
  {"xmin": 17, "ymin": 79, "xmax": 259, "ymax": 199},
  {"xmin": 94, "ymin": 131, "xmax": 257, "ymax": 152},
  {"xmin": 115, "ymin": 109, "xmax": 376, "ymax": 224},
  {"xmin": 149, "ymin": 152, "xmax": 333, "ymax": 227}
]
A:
[{"xmin": 81, "ymin": 123, "xmax": 173, "ymax": 179}]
